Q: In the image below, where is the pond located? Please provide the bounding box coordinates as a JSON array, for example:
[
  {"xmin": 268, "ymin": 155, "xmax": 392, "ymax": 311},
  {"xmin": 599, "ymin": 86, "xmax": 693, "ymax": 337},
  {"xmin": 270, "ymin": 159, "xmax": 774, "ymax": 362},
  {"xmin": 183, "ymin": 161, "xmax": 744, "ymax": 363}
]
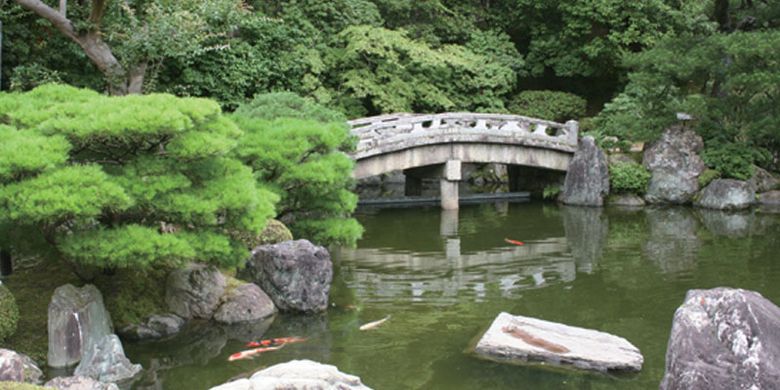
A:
[{"xmin": 126, "ymin": 202, "xmax": 780, "ymax": 389}]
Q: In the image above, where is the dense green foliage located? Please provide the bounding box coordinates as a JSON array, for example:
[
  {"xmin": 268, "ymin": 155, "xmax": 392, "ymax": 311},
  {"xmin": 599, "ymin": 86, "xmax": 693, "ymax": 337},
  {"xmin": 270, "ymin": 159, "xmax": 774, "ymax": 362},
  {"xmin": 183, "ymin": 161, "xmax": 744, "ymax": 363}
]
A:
[
  {"xmin": 0, "ymin": 84, "xmax": 276, "ymax": 270},
  {"xmin": 232, "ymin": 93, "xmax": 362, "ymax": 246},
  {"xmin": 609, "ymin": 162, "xmax": 651, "ymax": 195},
  {"xmin": 508, "ymin": 91, "xmax": 586, "ymax": 122},
  {"xmin": 0, "ymin": 285, "xmax": 19, "ymax": 342}
]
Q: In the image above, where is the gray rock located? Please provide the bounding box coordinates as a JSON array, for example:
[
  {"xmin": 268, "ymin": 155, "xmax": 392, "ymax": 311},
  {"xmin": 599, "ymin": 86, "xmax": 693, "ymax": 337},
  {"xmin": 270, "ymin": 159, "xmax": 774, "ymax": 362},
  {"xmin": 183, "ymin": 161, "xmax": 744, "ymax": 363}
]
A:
[
  {"xmin": 643, "ymin": 126, "xmax": 706, "ymax": 204},
  {"xmin": 45, "ymin": 376, "xmax": 119, "ymax": 390},
  {"xmin": 74, "ymin": 334, "xmax": 142, "ymax": 384},
  {"xmin": 0, "ymin": 348, "xmax": 44, "ymax": 384},
  {"xmin": 474, "ymin": 312, "xmax": 643, "ymax": 372},
  {"xmin": 214, "ymin": 283, "xmax": 275, "ymax": 324},
  {"xmin": 608, "ymin": 194, "xmax": 646, "ymax": 207},
  {"xmin": 239, "ymin": 240, "xmax": 332, "ymax": 313},
  {"xmin": 758, "ymin": 190, "xmax": 780, "ymax": 205},
  {"xmin": 48, "ymin": 284, "xmax": 113, "ymax": 368},
  {"xmin": 165, "ymin": 263, "xmax": 226, "ymax": 320},
  {"xmin": 660, "ymin": 288, "xmax": 780, "ymax": 390},
  {"xmin": 749, "ymin": 166, "xmax": 779, "ymax": 193},
  {"xmin": 210, "ymin": 360, "xmax": 372, "ymax": 390},
  {"xmin": 560, "ymin": 136, "xmax": 610, "ymax": 206},
  {"xmin": 695, "ymin": 179, "xmax": 755, "ymax": 210},
  {"xmin": 118, "ymin": 313, "xmax": 185, "ymax": 341}
]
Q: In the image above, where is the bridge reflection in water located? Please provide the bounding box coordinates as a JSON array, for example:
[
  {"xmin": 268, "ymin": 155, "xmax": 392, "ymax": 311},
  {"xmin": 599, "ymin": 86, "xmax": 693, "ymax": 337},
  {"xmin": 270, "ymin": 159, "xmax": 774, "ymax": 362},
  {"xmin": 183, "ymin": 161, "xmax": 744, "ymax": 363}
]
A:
[{"xmin": 334, "ymin": 204, "xmax": 607, "ymax": 305}]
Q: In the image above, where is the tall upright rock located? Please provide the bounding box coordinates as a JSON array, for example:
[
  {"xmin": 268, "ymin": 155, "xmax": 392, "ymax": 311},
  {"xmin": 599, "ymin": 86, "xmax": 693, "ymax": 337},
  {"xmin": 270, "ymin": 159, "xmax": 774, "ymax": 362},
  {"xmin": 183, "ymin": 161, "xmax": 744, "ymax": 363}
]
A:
[
  {"xmin": 643, "ymin": 126, "xmax": 706, "ymax": 204},
  {"xmin": 48, "ymin": 284, "xmax": 113, "ymax": 368},
  {"xmin": 560, "ymin": 136, "xmax": 610, "ymax": 207}
]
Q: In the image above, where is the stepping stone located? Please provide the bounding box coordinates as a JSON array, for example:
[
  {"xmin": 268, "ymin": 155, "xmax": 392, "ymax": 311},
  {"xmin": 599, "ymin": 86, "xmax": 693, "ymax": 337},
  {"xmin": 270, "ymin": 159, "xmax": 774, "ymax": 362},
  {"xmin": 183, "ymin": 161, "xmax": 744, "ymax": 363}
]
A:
[{"xmin": 474, "ymin": 312, "xmax": 643, "ymax": 372}]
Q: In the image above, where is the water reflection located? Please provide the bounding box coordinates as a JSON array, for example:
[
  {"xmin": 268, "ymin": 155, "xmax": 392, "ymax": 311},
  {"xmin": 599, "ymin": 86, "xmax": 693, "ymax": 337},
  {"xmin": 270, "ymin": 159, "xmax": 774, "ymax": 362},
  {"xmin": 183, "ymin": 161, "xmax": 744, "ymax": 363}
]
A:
[
  {"xmin": 561, "ymin": 206, "xmax": 608, "ymax": 273},
  {"xmin": 643, "ymin": 208, "xmax": 700, "ymax": 276},
  {"xmin": 340, "ymin": 206, "xmax": 581, "ymax": 304},
  {"xmin": 696, "ymin": 209, "xmax": 752, "ymax": 237}
]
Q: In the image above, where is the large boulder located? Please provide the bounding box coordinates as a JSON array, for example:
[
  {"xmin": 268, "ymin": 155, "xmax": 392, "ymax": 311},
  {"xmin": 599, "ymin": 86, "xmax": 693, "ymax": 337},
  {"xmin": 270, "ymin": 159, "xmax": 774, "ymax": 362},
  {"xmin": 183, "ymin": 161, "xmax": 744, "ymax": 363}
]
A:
[
  {"xmin": 694, "ymin": 179, "xmax": 755, "ymax": 210},
  {"xmin": 749, "ymin": 166, "xmax": 779, "ymax": 193},
  {"xmin": 165, "ymin": 264, "xmax": 226, "ymax": 320},
  {"xmin": 661, "ymin": 288, "xmax": 780, "ymax": 390},
  {"xmin": 210, "ymin": 360, "xmax": 372, "ymax": 390},
  {"xmin": 0, "ymin": 349, "xmax": 44, "ymax": 384},
  {"xmin": 214, "ymin": 283, "xmax": 275, "ymax": 324},
  {"xmin": 239, "ymin": 240, "xmax": 332, "ymax": 313},
  {"xmin": 474, "ymin": 312, "xmax": 643, "ymax": 372},
  {"xmin": 45, "ymin": 376, "xmax": 119, "ymax": 390},
  {"xmin": 560, "ymin": 136, "xmax": 610, "ymax": 206},
  {"xmin": 643, "ymin": 126, "xmax": 706, "ymax": 204},
  {"xmin": 48, "ymin": 284, "xmax": 113, "ymax": 368},
  {"xmin": 607, "ymin": 193, "xmax": 645, "ymax": 207},
  {"xmin": 117, "ymin": 313, "xmax": 185, "ymax": 341},
  {"xmin": 74, "ymin": 334, "xmax": 142, "ymax": 384},
  {"xmin": 758, "ymin": 190, "xmax": 780, "ymax": 205}
]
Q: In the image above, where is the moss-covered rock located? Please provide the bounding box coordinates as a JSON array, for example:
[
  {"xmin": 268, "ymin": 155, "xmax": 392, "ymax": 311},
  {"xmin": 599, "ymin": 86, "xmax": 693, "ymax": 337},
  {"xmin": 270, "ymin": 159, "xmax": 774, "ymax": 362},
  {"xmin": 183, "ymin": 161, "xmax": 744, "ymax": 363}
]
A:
[
  {"xmin": 235, "ymin": 219, "xmax": 293, "ymax": 249},
  {"xmin": 93, "ymin": 268, "xmax": 169, "ymax": 330},
  {"xmin": 0, "ymin": 382, "xmax": 49, "ymax": 390},
  {"xmin": 0, "ymin": 286, "xmax": 19, "ymax": 342}
]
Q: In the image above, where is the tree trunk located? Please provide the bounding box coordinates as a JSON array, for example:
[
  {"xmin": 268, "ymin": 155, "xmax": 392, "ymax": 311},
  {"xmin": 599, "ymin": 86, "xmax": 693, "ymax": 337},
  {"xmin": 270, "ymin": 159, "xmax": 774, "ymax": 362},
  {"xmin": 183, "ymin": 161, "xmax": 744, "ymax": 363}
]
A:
[
  {"xmin": 14, "ymin": 0, "xmax": 143, "ymax": 95},
  {"xmin": 0, "ymin": 249, "xmax": 12, "ymax": 276}
]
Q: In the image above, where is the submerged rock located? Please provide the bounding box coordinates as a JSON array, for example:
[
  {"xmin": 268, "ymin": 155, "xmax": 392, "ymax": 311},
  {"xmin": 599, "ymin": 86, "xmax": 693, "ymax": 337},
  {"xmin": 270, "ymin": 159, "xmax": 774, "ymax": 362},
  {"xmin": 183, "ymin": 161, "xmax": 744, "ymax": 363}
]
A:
[
  {"xmin": 0, "ymin": 348, "xmax": 44, "ymax": 384},
  {"xmin": 694, "ymin": 179, "xmax": 755, "ymax": 210},
  {"xmin": 758, "ymin": 190, "xmax": 780, "ymax": 205},
  {"xmin": 74, "ymin": 334, "xmax": 142, "ymax": 384},
  {"xmin": 239, "ymin": 240, "xmax": 332, "ymax": 313},
  {"xmin": 48, "ymin": 284, "xmax": 113, "ymax": 368},
  {"xmin": 210, "ymin": 359, "xmax": 372, "ymax": 390},
  {"xmin": 643, "ymin": 126, "xmax": 706, "ymax": 204},
  {"xmin": 560, "ymin": 136, "xmax": 610, "ymax": 207},
  {"xmin": 214, "ymin": 283, "xmax": 275, "ymax": 324},
  {"xmin": 660, "ymin": 288, "xmax": 780, "ymax": 390},
  {"xmin": 118, "ymin": 313, "xmax": 185, "ymax": 341},
  {"xmin": 474, "ymin": 312, "xmax": 643, "ymax": 372},
  {"xmin": 165, "ymin": 263, "xmax": 226, "ymax": 320},
  {"xmin": 45, "ymin": 376, "xmax": 119, "ymax": 390}
]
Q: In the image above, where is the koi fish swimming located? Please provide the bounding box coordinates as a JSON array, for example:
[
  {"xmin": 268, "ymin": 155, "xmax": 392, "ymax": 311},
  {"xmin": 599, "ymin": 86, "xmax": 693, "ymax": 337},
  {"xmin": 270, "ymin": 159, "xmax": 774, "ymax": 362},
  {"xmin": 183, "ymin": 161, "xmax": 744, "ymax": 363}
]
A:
[
  {"xmin": 360, "ymin": 315, "xmax": 391, "ymax": 331},
  {"xmin": 227, "ymin": 345, "xmax": 284, "ymax": 361},
  {"xmin": 504, "ymin": 238, "xmax": 525, "ymax": 246},
  {"xmin": 245, "ymin": 336, "xmax": 307, "ymax": 348}
]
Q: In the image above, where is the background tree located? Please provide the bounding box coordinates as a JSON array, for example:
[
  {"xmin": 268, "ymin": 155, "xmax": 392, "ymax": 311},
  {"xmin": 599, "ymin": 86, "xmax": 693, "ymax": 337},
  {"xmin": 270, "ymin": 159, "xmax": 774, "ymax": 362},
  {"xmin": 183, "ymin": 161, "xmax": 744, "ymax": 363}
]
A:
[{"xmin": 10, "ymin": 0, "xmax": 246, "ymax": 94}]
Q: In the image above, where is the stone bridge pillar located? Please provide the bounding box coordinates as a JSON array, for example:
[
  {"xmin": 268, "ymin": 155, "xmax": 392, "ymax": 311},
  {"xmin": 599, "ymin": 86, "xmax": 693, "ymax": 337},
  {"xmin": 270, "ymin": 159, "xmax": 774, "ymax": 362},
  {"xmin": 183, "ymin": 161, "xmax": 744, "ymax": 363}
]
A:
[{"xmin": 441, "ymin": 160, "xmax": 461, "ymax": 210}]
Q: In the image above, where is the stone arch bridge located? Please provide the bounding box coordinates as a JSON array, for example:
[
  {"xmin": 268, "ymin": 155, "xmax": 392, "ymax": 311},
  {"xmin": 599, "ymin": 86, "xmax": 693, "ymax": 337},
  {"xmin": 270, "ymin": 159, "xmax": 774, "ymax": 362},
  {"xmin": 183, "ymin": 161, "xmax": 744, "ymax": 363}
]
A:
[{"xmin": 348, "ymin": 112, "xmax": 579, "ymax": 209}]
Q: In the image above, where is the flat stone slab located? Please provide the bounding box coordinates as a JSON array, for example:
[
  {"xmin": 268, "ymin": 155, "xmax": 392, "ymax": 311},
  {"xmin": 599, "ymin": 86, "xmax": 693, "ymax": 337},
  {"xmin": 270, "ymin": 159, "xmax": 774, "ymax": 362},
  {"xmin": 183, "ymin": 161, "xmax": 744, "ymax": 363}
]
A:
[{"xmin": 474, "ymin": 312, "xmax": 643, "ymax": 372}]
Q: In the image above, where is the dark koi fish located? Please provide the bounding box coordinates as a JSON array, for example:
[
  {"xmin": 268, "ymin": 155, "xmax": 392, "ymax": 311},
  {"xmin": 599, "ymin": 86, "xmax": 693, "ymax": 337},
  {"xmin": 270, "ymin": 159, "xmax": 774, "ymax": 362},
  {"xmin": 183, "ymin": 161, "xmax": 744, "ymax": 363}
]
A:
[
  {"xmin": 504, "ymin": 238, "xmax": 525, "ymax": 246},
  {"xmin": 245, "ymin": 336, "xmax": 307, "ymax": 348}
]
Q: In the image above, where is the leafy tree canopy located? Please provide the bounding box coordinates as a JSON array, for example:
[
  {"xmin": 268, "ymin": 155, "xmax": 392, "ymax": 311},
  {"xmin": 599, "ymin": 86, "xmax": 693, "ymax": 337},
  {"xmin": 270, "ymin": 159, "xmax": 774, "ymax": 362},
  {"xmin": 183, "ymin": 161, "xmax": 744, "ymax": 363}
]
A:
[{"xmin": 0, "ymin": 84, "xmax": 277, "ymax": 270}]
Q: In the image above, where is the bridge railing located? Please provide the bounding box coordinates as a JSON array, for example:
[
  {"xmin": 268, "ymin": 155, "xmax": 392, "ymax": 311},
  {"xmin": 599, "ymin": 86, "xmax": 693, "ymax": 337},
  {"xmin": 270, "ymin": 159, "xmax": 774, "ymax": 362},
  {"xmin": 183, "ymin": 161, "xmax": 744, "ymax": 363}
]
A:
[{"xmin": 348, "ymin": 112, "xmax": 578, "ymax": 154}]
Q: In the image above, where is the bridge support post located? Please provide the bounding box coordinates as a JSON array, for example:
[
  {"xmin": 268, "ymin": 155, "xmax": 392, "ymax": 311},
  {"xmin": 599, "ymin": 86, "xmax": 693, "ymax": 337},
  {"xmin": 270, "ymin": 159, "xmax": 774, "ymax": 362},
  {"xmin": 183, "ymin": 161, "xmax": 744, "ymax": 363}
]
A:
[{"xmin": 440, "ymin": 160, "xmax": 461, "ymax": 210}]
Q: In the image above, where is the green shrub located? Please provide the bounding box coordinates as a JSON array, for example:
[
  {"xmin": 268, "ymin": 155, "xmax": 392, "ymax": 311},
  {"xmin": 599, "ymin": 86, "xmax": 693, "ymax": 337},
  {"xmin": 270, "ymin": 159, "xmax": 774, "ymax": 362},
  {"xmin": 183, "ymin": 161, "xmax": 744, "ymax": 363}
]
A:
[
  {"xmin": 0, "ymin": 285, "xmax": 19, "ymax": 342},
  {"xmin": 507, "ymin": 90, "xmax": 587, "ymax": 122},
  {"xmin": 698, "ymin": 169, "xmax": 721, "ymax": 188},
  {"xmin": 232, "ymin": 93, "xmax": 362, "ymax": 246},
  {"xmin": 233, "ymin": 92, "xmax": 347, "ymax": 123},
  {"xmin": 543, "ymin": 185, "xmax": 561, "ymax": 200},
  {"xmin": 701, "ymin": 142, "xmax": 769, "ymax": 181},
  {"xmin": 609, "ymin": 162, "xmax": 651, "ymax": 195},
  {"xmin": 234, "ymin": 219, "xmax": 293, "ymax": 248},
  {"xmin": 0, "ymin": 84, "xmax": 277, "ymax": 272},
  {"xmin": 9, "ymin": 65, "xmax": 64, "ymax": 92}
]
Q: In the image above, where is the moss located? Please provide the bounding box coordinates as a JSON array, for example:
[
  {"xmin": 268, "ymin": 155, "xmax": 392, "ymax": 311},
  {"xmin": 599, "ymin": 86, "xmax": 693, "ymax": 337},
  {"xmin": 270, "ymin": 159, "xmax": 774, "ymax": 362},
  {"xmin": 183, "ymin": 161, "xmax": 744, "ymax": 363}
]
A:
[
  {"xmin": 235, "ymin": 219, "xmax": 293, "ymax": 249},
  {"xmin": 93, "ymin": 268, "xmax": 169, "ymax": 329},
  {"xmin": 0, "ymin": 285, "xmax": 19, "ymax": 342},
  {"xmin": 698, "ymin": 169, "xmax": 721, "ymax": 188},
  {"xmin": 0, "ymin": 382, "xmax": 49, "ymax": 390},
  {"xmin": 0, "ymin": 259, "xmax": 80, "ymax": 364}
]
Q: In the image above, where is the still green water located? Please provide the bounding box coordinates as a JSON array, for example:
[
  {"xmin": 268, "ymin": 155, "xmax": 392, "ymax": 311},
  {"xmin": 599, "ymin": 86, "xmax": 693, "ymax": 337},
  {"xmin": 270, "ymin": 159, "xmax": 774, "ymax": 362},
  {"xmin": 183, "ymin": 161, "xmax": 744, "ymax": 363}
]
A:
[{"xmin": 126, "ymin": 203, "xmax": 780, "ymax": 389}]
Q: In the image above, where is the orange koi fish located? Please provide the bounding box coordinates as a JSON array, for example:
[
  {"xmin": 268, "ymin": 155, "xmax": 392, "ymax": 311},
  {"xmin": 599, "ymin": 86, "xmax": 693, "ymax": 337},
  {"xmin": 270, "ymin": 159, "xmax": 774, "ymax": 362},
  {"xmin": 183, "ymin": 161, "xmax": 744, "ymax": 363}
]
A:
[
  {"xmin": 228, "ymin": 345, "xmax": 284, "ymax": 362},
  {"xmin": 245, "ymin": 337, "xmax": 307, "ymax": 348},
  {"xmin": 504, "ymin": 238, "xmax": 525, "ymax": 246}
]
